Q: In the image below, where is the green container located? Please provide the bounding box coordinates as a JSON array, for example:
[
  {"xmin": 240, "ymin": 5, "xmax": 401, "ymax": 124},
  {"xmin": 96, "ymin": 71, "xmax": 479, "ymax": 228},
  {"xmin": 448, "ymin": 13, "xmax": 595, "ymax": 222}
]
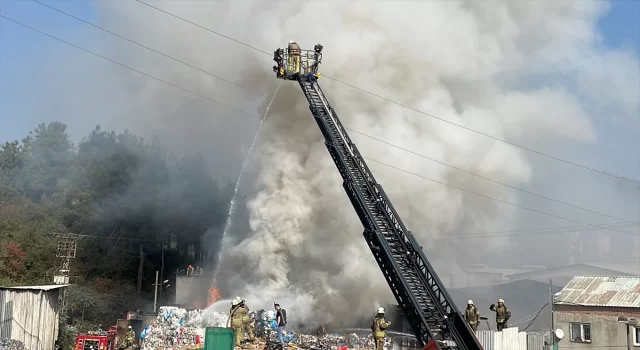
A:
[{"xmin": 205, "ymin": 327, "xmax": 234, "ymax": 350}]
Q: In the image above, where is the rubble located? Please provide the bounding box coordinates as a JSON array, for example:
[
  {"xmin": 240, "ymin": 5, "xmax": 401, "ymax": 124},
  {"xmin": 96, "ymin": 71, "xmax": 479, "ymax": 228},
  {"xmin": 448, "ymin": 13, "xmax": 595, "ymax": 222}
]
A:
[{"xmin": 140, "ymin": 306, "xmax": 398, "ymax": 350}]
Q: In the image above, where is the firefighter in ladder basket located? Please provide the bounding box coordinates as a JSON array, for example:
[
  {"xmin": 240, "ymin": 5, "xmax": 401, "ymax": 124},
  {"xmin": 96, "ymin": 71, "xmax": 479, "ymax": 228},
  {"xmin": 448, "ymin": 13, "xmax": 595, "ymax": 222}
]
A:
[
  {"xmin": 286, "ymin": 41, "xmax": 301, "ymax": 77},
  {"xmin": 273, "ymin": 41, "xmax": 323, "ymax": 81}
]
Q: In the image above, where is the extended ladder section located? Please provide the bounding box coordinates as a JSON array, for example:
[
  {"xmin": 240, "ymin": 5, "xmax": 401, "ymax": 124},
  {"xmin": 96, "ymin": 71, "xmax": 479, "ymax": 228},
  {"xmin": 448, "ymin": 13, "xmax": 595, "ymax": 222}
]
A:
[{"xmin": 296, "ymin": 78, "xmax": 483, "ymax": 350}]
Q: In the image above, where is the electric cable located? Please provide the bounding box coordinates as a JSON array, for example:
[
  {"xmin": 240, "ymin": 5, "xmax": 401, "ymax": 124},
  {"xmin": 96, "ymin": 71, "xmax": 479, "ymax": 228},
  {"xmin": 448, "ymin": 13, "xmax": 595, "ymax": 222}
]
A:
[
  {"xmin": 449, "ymin": 222, "xmax": 640, "ymax": 239},
  {"xmin": 3, "ymin": 14, "xmax": 638, "ymax": 236},
  {"xmin": 133, "ymin": 0, "xmax": 640, "ymax": 185},
  {"xmin": 449, "ymin": 221, "xmax": 639, "ymax": 237},
  {"xmin": 0, "ymin": 16, "xmax": 262, "ymax": 122},
  {"xmin": 510, "ymin": 303, "xmax": 547, "ymax": 326},
  {"xmin": 46, "ymin": 232, "xmax": 159, "ymax": 242},
  {"xmin": 522, "ymin": 302, "xmax": 548, "ymax": 331},
  {"xmin": 134, "ymin": 0, "xmax": 272, "ymax": 56},
  {"xmin": 22, "ymin": 1, "xmax": 639, "ymax": 225},
  {"xmin": 31, "ymin": 0, "xmax": 267, "ymax": 100},
  {"xmin": 363, "ymin": 156, "xmax": 640, "ymax": 236},
  {"xmin": 348, "ymin": 129, "xmax": 636, "ymax": 223}
]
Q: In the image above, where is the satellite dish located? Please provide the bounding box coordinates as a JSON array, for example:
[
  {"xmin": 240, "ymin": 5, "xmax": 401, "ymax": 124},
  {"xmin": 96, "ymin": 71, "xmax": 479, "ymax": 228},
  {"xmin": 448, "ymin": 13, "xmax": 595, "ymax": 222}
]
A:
[{"xmin": 555, "ymin": 329, "xmax": 565, "ymax": 339}]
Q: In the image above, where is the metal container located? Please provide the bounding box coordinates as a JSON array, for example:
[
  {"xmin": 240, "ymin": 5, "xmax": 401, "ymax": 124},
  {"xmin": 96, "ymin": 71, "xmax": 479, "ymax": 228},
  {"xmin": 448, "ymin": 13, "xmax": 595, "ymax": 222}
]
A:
[{"xmin": 205, "ymin": 327, "xmax": 234, "ymax": 350}]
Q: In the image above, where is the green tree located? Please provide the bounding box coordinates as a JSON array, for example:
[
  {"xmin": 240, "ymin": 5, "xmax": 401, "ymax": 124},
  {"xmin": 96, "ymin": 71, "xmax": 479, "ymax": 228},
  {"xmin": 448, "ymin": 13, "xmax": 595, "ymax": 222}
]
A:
[
  {"xmin": 17, "ymin": 122, "xmax": 74, "ymax": 201},
  {"xmin": 0, "ymin": 121, "xmax": 235, "ymax": 333}
]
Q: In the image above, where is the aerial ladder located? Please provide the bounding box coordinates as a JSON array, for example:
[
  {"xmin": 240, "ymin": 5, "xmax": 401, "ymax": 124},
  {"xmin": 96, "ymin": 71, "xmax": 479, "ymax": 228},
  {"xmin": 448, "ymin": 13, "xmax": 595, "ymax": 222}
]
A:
[{"xmin": 272, "ymin": 42, "xmax": 484, "ymax": 350}]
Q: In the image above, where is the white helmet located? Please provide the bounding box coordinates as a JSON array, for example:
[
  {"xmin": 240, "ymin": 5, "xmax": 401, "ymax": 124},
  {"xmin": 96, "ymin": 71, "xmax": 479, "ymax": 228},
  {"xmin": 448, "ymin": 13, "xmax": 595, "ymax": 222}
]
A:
[
  {"xmin": 498, "ymin": 299, "xmax": 504, "ymax": 303},
  {"xmin": 467, "ymin": 300, "xmax": 473, "ymax": 305},
  {"xmin": 232, "ymin": 297, "xmax": 241, "ymax": 306},
  {"xmin": 128, "ymin": 326, "xmax": 132, "ymax": 329},
  {"xmin": 377, "ymin": 307, "xmax": 385, "ymax": 314}
]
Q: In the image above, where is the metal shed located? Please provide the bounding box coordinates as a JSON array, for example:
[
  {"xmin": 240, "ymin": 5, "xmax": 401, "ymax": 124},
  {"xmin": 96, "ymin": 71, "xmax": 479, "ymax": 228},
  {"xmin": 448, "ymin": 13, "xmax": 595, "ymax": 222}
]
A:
[{"xmin": 0, "ymin": 284, "xmax": 68, "ymax": 350}]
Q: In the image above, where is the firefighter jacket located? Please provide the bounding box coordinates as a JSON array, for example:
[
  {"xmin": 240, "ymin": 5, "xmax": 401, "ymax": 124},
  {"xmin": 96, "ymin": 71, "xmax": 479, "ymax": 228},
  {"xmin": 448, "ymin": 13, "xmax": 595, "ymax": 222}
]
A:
[
  {"xmin": 465, "ymin": 305, "xmax": 480, "ymax": 325},
  {"xmin": 230, "ymin": 304, "xmax": 249, "ymax": 328},
  {"xmin": 489, "ymin": 304, "xmax": 511, "ymax": 324},
  {"xmin": 371, "ymin": 316, "xmax": 391, "ymax": 339},
  {"xmin": 126, "ymin": 330, "xmax": 135, "ymax": 344}
]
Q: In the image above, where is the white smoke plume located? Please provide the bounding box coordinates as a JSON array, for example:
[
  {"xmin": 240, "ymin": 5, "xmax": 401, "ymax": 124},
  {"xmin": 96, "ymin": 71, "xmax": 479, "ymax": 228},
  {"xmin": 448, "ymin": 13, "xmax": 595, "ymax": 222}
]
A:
[
  {"xmin": 209, "ymin": 0, "xmax": 639, "ymax": 327},
  {"xmin": 4, "ymin": 0, "xmax": 638, "ymax": 328}
]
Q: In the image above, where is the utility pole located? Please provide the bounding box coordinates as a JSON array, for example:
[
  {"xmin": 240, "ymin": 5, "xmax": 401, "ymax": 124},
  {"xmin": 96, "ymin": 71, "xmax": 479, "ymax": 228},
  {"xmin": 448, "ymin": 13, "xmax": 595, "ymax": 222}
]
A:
[
  {"xmin": 635, "ymin": 235, "xmax": 640, "ymax": 272},
  {"xmin": 159, "ymin": 244, "xmax": 166, "ymax": 300},
  {"xmin": 549, "ymin": 278, "xmax": 555, "ymax": 350},
  {"xmin": 152, "ymin": 271, "xmax": 159, "ymax": 313},
  {"xmin": 52, "ymin": 233, "xmax": 84, "ymax": 310}
]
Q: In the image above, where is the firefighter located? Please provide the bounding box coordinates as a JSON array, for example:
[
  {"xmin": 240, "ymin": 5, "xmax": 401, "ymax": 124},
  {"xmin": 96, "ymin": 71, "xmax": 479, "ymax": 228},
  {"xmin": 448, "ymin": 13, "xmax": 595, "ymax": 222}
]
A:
[
  {"xmin": 230, "ymin": 297, "xmax": 255, "ymax": 346},
  {"xmin": 240, "ymin": 299, "xmax": 255, "ymax": 345},
  {"xmin": 489, "ymin": 298, "xmax": 511, "ymax": 331},
  {"xmin": 371, "ymin": 307, "xmax": 391, "ymax": 350},
  {"xmin": 125, "ymin": 326, "xmax": 135, "ymax": 349},
  {"xmin": 464, "ymin": 300, "xmax": 480, "ymax": 332},
  {"xmin": 186, "ymin": 265, "xmax": 194, "ymax": 276},
  {"xmin": 286, "ymin": 41, "xmax": 301, "ymax": 77}
]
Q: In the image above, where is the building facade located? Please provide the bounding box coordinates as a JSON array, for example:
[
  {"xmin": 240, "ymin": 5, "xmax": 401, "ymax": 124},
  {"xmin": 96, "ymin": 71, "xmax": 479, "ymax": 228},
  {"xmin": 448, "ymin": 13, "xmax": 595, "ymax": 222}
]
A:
[{"xmin": 553, "ymin": 276, "xmax": 640, "ymax": 349}]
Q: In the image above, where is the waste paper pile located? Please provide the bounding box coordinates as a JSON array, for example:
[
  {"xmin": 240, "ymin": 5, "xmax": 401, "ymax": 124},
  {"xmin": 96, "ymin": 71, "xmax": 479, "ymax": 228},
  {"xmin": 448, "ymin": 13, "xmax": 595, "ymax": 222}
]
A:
[
  {"xmin": 140, "ymin": 307, "xmax": 398, "ymax": 350},
  {"xmin": 0, "ymin": 339, "xmax": 26, "ymax": 350}
]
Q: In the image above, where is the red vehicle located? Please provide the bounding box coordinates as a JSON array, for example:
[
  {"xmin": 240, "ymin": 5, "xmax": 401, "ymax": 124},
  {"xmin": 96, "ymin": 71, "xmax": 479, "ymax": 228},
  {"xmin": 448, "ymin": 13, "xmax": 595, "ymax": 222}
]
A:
[{"xmin": 75, "ymin": 327, "xmax": 117, "ymax": 350}]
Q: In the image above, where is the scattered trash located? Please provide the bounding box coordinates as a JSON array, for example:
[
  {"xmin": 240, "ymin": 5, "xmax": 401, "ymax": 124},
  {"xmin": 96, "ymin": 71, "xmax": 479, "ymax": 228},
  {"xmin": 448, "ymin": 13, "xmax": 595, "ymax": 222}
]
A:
[
  {"xmin": 139, "ymin": 306, "xmax": 400, "ymax": 350},
  {"xmin": 0, "ymin": 339, "xmax": 26, "ymax": 350},
  {"xmin": 140, "ymin": 306, "xmax": 228, "ymax": 350}
]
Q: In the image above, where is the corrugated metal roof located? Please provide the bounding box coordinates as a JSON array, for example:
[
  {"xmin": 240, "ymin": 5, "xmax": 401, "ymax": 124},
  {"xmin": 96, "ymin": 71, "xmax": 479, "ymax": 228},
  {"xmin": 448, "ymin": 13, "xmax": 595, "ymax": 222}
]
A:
[
  {"xmin": 0, "ymin": 284, "xmax": 69, "ymax": 291},
  {"xmin": 555, "ymin": 276, "xmax": 640, "ymax": 308}
]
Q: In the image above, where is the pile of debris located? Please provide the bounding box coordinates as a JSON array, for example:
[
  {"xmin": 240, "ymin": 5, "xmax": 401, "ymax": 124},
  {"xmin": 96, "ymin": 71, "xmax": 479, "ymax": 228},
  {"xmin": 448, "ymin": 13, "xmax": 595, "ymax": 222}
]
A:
[
  {"xmin": 140, "ymin": 307, "xmax": 395, "ymax": 350},
  {"xmin": 0, "ymin": 339, "xmax": 26, "ymax": 350},
  {"xmin": 292, "ymin": 333, "xmax": 389, "ymax": 349},
  {"xmin": 140, "ymin": 306, "xmax": 229, "ymax": 350}
]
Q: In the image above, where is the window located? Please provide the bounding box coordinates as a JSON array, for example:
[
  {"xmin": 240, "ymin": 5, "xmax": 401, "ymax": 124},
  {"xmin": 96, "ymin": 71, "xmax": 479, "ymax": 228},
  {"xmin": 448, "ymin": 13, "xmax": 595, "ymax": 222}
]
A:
[
  {"xmin": 634, "ymin": 326, "xmax": 640, "ymax": 346},
  {"xmin": 569, "ymin": 322, "xmax": 591, "ymax": 343}
]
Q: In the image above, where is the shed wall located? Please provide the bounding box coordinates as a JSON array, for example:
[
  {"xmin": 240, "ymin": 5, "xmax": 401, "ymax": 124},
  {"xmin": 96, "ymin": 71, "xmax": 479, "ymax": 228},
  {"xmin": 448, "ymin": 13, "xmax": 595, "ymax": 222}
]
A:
[{"xmin": 0, "ymin": 288, "xmax": 60, "ymax": 350}]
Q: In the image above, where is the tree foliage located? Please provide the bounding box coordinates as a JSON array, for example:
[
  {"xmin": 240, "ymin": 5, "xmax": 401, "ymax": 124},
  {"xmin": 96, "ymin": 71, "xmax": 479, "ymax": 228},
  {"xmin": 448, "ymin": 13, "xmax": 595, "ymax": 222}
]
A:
[{"xmin": 0, "ymin": 122, "xmax": 233, "ymax": 338}]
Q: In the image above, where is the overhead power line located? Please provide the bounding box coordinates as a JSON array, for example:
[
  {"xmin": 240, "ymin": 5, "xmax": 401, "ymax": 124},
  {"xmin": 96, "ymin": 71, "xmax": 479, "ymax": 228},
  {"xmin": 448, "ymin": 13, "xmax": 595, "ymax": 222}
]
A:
[
  {"xmin": 348, "ymin": 129, "xmax": 635, "ymax": 223},
  {"xmin": 449, "ymin": 221, "xmax": 639, "ymax": 236},
  {"xmin": 0, "ymin": 16, "xmax": 261, "ymax": 122},
  {"xmin": 522, "ymin": 302, "xmax": 548, "ymax": 331},
  {"xmin": 3, "ymin": 14, "xmax": 638, "ymax": 236},
  {"xmin": 31, "ymin": 0, "xmax": 267, "ymax": 100},
  {"xmin": 364, "ymin": 156, "xmax": 639, "ymax": 236},
  {"xmin": 134, "ymin": 0, "xmax": 272, "ymax": 56},
  {"xmin": 25, "ymin": 1, "xmax": 637, "ymax": 225},
  {"xmin": 133, "ymin": 0, "xmax": 639, "ymax": 185},
  {"xmin": 448, "ymin": 222, "xmax": 640, "ymax": 239}
]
